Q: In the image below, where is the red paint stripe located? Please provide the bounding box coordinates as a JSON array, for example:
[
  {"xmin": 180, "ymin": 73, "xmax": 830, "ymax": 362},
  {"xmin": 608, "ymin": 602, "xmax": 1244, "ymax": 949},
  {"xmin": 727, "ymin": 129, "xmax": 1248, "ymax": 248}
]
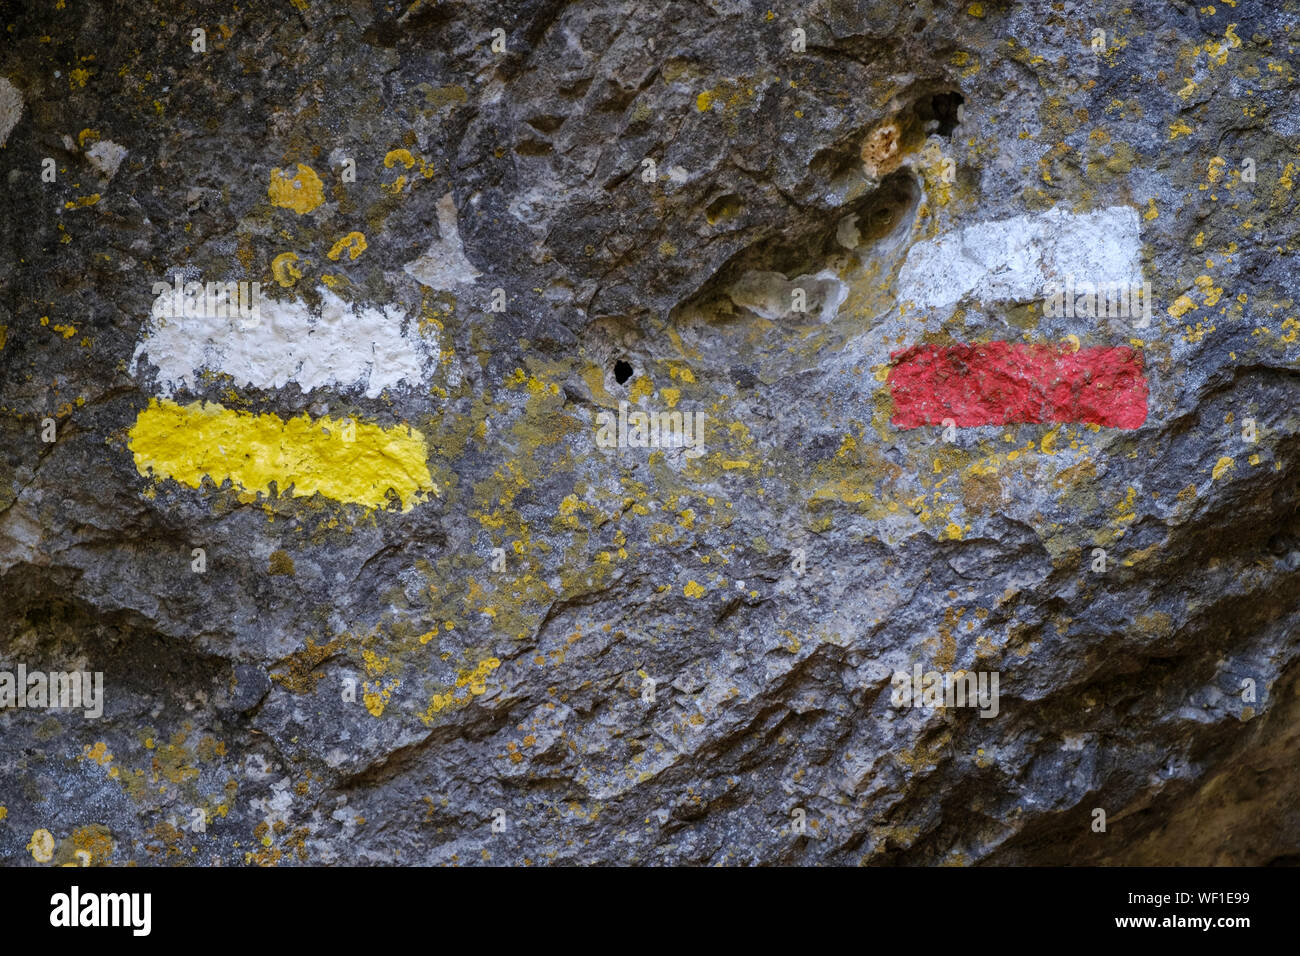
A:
[{"xmin": 887, "ymin": 342, "xmax": 1148, "ymax": 429}]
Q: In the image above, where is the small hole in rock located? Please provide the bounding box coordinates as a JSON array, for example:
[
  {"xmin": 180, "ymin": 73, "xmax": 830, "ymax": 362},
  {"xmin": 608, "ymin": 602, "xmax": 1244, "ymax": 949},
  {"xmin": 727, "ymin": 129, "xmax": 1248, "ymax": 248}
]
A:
[
  {"xmin": 917, "ymin": 91, "xmax": 964, "ymax": 138},
  {"xmin": 613, "ymin": 359, "xmax": 634, "ymax": 384}
]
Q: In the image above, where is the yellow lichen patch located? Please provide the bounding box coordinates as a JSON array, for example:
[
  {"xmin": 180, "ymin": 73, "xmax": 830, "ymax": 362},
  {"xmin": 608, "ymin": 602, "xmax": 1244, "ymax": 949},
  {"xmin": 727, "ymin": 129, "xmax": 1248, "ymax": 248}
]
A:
[
  {"xmin": 1211, "ymin": 456, "xmax": 1234, "ymax": 481},
  {"xmin": 271, "ymin": 251, "xmax": 304, "ymax": 288},
  {"xmin": 359, "ymin": 648, "xmax": 400, "ymax": 716},
  {"xmin": 128, "ymin": 399, "xmax": 437, "ymax": 511},
  {"xmin": 363, "ymin": 649, "xmax": 389, "ymax": 677},
  {"xmin": 683, "ymin": 580, "xmax": 706, "ymax": 598},
  {"xmin": 384, "ymin": 147, "xmax": 434, "ymax": 182},
  {"xmin": 1168, "ymin": 294, "xmax": 1197, "ymax": 318},
  {"xmin": 363, "ymin": 680, "xmax": 397, "ymax": 717},
  {"xmin": 1194, "ymin": 274, "xmax": 1223, "ymax": 307},
  {"xmin": 267, "ymin": 163, "xmax": 325, "ymax": 215},
  {"xmin": 28, "ymin": 828, "xmax": 55, "ymax": 863},
  {"xmin": 917, "ymin": 141, "xmax": 955, "ymax": 205},
  {"xmin": 64, "ymin": 824, "xmax": 115, "ymax": 866},
  {"xmin": 384, "ymin": 148, "xmax": 416, "ymax": 169},
  {"xmin": 1279, "ymin": 163, "xmax": 1296, "ymax": 195},
  {"xmin": 696, "ymin": 90, "xmax": 714, "ymax": 111},
  {"xmin": 628, "ymin": 375, "xmax": 655, "ymax": 402},
  {"xmin": 1112, "ymin": 486, "xmax": 1137, "ymax": 529},
  {"xmin": 421, "ymin": 657, "xmax": 501, "ymax": 723},
  {"xmin": 327, "ymin": 231, "xmax": 367, "ymax": 261},
  {"xmin": 64, "ymin": 193, "xmax": 101, "ymax": 208},
  {"xmin": 82, "ymin": 741, "xmax": 113, "ymax": 765}
]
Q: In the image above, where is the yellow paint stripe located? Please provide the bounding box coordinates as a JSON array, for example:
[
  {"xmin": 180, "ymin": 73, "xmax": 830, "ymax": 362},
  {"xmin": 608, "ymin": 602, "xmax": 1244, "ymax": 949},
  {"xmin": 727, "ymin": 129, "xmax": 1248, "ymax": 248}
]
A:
[{"xmin": 129, "ymin": 399, "xmax": 436, "ymax": 510}]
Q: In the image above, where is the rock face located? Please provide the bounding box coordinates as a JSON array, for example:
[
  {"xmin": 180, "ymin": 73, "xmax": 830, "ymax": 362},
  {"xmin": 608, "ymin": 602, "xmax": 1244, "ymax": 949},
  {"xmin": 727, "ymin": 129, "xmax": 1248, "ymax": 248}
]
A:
[{"xmin": 1, "ymin": 0, "xmax": 1298, "ymax": 866}]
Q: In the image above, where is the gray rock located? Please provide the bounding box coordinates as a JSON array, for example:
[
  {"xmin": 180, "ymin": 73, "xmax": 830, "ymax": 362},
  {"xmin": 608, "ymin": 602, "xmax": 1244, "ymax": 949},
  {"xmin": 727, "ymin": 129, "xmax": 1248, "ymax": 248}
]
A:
[{"xmin": 1, "ymin": 0, "xmax": 1298, "ymax": 866}]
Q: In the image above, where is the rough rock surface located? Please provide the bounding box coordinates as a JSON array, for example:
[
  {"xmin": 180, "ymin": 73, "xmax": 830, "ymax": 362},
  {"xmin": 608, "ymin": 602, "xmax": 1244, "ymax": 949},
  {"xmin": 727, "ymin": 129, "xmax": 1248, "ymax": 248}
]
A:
[{"xmin": 1, "ymin": 0, "xmax": 1298, "ymax": 866}]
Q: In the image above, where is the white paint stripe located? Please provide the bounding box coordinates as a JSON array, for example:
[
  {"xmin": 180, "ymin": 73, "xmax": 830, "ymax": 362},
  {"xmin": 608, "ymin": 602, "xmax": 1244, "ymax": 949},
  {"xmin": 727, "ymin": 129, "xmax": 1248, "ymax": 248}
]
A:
[
  {"xmin": 132, "ymin": 284, "xmax": 433, "ymax": 400},
  {"xmin": 897, "ymin": 205, "xmax": 1143, "ymax": 309}
]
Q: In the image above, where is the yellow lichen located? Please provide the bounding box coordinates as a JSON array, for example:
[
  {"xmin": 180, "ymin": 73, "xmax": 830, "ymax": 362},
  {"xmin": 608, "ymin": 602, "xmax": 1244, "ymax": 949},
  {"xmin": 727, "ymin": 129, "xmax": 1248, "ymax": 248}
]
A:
[
  {"xmin": 327, "ymin": 231, "xmax": 367, "ymax": 261},
  {"xmin": 28, "ymin": 829, "xmax": 55, "ymax": 862},
  {"xmin": 267, "ymin": 163, "xmax": 325, "ymax": 215},
  {"xmin": 421, "ymin": 658, "xmax": 501, "ymax": 723},
  {"xmin": 271, "ymin": 251, "xmax": 304, "ymax": 288},
  {"xmin": 384, "ymin": 148, "xmax": 416, "ymax": 169},
  {"xmin": 1168, "ymin": 294, "xmax": 1197, "ymax": 318}
]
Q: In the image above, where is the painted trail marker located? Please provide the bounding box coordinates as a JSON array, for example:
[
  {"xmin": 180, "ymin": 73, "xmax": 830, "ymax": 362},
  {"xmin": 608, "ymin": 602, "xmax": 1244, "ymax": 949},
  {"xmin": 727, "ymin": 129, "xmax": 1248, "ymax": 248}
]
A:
[
  {"xmin": 128, "ymin": 277, "xmax": 440, "ymax": 510},
  {"xmin": 887, "ymin": 342, "xmax": 1148, "ymax": 429},
  {"xmin": 888, "ymin": 205, "xmax": 1150, "ymax": 430}
]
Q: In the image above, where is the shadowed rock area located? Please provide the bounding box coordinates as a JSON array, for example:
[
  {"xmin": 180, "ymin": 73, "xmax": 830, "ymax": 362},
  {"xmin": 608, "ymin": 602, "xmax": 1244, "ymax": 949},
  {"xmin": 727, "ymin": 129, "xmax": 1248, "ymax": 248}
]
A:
[{"xmin": 1, "ymin": 0, "xmax": 1298, "ymax": 865}]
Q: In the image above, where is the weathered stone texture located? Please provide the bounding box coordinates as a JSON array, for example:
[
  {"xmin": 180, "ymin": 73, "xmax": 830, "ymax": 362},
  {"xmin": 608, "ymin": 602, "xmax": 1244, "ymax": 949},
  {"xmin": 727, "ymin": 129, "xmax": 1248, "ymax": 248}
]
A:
[{"xmin": 1, "ymin": 0, "xmax": 1298, "ymax": 865}]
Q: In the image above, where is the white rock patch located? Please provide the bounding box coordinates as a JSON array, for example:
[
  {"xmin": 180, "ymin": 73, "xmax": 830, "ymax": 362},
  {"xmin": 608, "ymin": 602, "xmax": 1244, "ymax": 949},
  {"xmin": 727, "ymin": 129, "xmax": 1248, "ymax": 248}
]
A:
[
  {"xmin": 897, "ymin": 205, "xmax": 1143, "ymax": 309},
  {"xmin": 86, "ymin": 139, "xmax": 128, "ymax": 179},
  {"xmin": 133, "ymin": 284, "xmax": 433, "ymax": 399},
  {"xmin": 729, "ymin": 269, "xmax": 849, "ymax": 322},
  {"xmin": 0, "ymin": 77, "xmax": 23, "ymax": 147},
  {"xmin": 403, "ymin": 192, "xmax": 482, "ymax": 290}
]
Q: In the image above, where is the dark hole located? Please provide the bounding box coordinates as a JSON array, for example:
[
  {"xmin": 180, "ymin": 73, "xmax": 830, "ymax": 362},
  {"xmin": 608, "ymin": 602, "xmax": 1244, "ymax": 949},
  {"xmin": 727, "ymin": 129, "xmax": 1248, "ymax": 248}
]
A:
[
  {"xmin": 1267, "ymin": 532, "xmax": 1296, "ymax": 556},
  {"xmin": 918, "ymin": 91, "xmax": 964, "ymax": 137},
  {"xmin": 613, "ymin": 359, "xmax": 634, "ymax": 384},
  {"xmin": 912, "ymin": 18, "xmax": 926, "ymax": 32}
]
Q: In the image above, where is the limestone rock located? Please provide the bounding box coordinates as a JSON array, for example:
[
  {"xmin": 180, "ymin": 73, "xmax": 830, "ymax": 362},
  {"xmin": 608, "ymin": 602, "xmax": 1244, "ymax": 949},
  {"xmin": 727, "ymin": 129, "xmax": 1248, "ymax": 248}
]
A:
[{"xmin": 1, "ymin": 0, "xmax": 1298, "ymax": 866}]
